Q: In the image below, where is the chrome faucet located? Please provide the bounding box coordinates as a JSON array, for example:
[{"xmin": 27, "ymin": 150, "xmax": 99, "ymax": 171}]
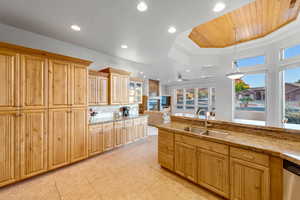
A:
[{"xmin": 195, "ymin": 108, "xmax": 212, "ymax": 131}]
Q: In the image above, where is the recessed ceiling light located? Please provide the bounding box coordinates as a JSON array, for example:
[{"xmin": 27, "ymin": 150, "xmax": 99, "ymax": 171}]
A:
[
  {"xmin": 143, "ymin": 75, "xmax": 146, "ymax": 78},
  {"xmin": 168, "ymin": 26, "xmax": 177, "ymax": 34},
  {"xmin": 71, "ymin": 24, "xmax": 81, "ymax": 31},
  {"xmin": 121, "ymin": 45, "xmax": 128, "ymax": 49},
  {"xmin": 185, "ymin": 69, "xmax": 191, "ymax": 73},
  {"xmin": 140, "ymin": 71, "xmax": 144, "ymax": 74},
  {"xmin": 213, "ymin": 2, "xmax": 226, "ymax": 12},
  {"xmin": 137, "ymin": 1, "xmax": 148, "ymax": 12}
]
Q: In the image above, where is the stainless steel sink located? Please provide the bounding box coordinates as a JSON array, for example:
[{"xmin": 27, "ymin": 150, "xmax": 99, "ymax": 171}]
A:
[{"xmin": 183, "ymin": 126, "xmax": 229, "ymax": 137}]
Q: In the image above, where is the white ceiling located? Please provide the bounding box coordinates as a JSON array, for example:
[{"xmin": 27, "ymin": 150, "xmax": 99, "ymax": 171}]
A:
[{"xmin": 0, "ymin": 0, "xmax": 248, "ymax": 80}]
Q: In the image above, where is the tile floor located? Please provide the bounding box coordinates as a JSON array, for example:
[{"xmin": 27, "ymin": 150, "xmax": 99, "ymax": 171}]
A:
[{"xmin": 0, "ymin": 127, "xmax": 223, "ymax": 200}]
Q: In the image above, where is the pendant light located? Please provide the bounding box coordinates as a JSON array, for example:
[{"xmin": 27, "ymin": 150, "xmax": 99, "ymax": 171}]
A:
[{"xmin": 226, "ymin": 27, "xmax": 245, "ymax": 80}]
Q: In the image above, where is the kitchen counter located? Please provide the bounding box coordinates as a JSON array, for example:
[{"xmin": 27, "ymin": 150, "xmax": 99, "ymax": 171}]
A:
[
  {"xmin": 89, "ymin": 114, "xmax": 148, "ymax": 125},
  {"xmin": 156, "ymin": 121, "xmax": 300, "ymax": 165}
]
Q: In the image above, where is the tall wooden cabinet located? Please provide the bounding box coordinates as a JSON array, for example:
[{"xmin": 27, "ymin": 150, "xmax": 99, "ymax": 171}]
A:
[{"xmin": 0, "ymin": 42, "xmax": 92, "ymax": 187}]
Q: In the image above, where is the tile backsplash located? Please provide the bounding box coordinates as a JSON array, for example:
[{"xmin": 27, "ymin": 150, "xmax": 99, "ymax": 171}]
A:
[{"xmin": 89, "ymin": 104, "xmax": 139, "ymax": 119}]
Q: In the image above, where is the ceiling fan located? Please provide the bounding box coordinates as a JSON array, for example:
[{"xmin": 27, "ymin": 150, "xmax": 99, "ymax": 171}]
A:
[{"xmin": 177, "ymin": 72, "xmax": 190, "ymax": 82}]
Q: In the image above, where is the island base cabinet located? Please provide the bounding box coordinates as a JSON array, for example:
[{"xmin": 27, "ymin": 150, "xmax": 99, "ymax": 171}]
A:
[
  {"xmin": 174, "ymin": 142, "xmax": 197, "ymax": 183},
  {"xmin": 20, "ymin": 110, "xmax": 48, "ymax": 179},
  {"xmin": 0, "ymin": 111, "xmax": 19, "ymax": 187},
  {"xmin": 230, "ymin": 158, "xmax": 270, "ymax": 200},
  {"xmin": 197, "ymin": 149, "xmax": 229, "ymax": 198},
  {"xmin": 158, "ymin": 130, "xmax": 174, "ymax": 171}
]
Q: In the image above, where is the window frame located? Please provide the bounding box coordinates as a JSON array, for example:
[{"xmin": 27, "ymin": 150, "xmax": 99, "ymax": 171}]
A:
[
  {"xmin": 281, "ymin": 44, "xmax": 300, "ymax": 62},
  {"xmin": 234, "ymin": 54, "xmax": 266, "ymax": 68}
]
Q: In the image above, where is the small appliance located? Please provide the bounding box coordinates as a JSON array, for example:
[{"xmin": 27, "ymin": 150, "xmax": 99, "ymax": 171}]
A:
[{"xmin": 121, "ymin": 106, "xmax": 130, "ymax": 117}]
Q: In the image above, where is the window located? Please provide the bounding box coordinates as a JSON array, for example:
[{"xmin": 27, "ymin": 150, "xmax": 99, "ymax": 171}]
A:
[
  {"xmin": 283, "ymin": 44, "xmax": 300, "ymax": 60},
  {"xmin": 236, "ymin": 55, "xmax": 265, "ymax": 68},
  {"xmin": 176, "ymin": 89, "xmax": 184, "ymax": 109},
  {"xmin": 185, "ymin": 88, "xmax": 195, "ymax": 110},
  {"xmin": 197, "ymin": 88, "xmax": 209, "ymax": 112},
  {"xmin": 235, "ymin": 73, "xmax": 266, "ymax": 123},
  {"xmin": 283, "ymin": 67, "xmax": 300, "ymax": 129},
  {"xmin": 211, "ymin": 88, "xmax": 216, "ymax": 111}
]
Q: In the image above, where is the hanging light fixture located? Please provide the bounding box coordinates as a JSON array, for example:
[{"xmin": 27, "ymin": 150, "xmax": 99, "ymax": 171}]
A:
[{"xmin": 226, "ymin": 27, "xmax": 245, "ymax": 80}]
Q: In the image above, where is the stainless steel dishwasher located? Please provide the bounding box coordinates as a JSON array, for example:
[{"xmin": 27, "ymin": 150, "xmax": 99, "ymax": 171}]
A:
[{"xmin": 284, "ymin": 160, "xmax": 300, "ymax": 200}]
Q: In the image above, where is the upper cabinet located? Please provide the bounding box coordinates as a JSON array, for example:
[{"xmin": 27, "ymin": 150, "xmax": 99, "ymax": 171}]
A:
[
  {"xmin": 99, "ymin": 67, "xmax": 131, "ymax": 105},
  {"xmin": 88, "ymin": 71, "xmax": 108, "ymax": 106},
  {"xmin": 20, "ymin": 54, "xmax": 48, "ymax": 110},
  {"xmin": 72, "ymin": 64, "xmax": 88, "ymax": 107},
  {"xmin": 129, "ymin": 77, "xmax": 143, "ymax": 104},
  {"xmin": 0, "ymin": 49, "xmax": 19, "ymax": 110}
]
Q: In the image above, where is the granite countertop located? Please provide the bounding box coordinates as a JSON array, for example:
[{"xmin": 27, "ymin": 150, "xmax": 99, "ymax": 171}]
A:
[
  {"xmin": 156, "ymin": 122, "xmax": 300, "ymax": 165},
  {"xmin": 89, "ymin": 114, "xmax": 148, "ymax": 125}
]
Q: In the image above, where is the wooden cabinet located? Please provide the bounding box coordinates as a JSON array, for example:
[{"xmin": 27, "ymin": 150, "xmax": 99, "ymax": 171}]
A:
[
  {"xmin": 0, "ymin": 111, "xmax": 19, "ymax": 187},
  {"xmin": 110, "ymin": 74, "xmax": 120, "ymax": 105},
  {"xmin": 72, "ymin": 64, "xmax": 88, "ymax": 107},
  {"xmin": 88, "ymin": 73, "xmax": 108, "ymax": 106},
  {"xmin": 174, "ymin": 142, "xmax": 197, "ymax": 182},
  {"xmin": 103, "ymin": 122, "xmax": 115, "ymax": 151},
  {"xmin": 115, "ymin": 121, "xmax": 125, "ymax": 147},
  {"xmin": 48, "ymin": 59, "xmax": 71, "ymax": 108},
  {"xmin": 129, "ymin": 78, "xmax": 143, "ymax": 104},
  {"xmin": 48, "ymin": 108, "xmax": 70, "ymax": 169},
  {"xmin": 197, "ymin": 149, "xmax": 229, "ymax": 198},
  {"xmin": 158, "ymin": 130, "xmax": 174, "ymax": 171},
  {"xmin": 88, "ymin": 124, "xmax": 103, "ymax": 156},
  {"xmin": 230, "ymin": 158, "xmax": 270, "ymax": 200},
  {"xmin": 124, "ymin": 119, "xmax": 133, "ymax": 144},
  {"xmin": 120, "ymin": 75, "xmax": 129, "ymax": 104},
  {"xmin": 0, "ymin": 49, "xmax": 19, "ymax": 110},
  {"xmin": 133, "ymin": 118, "xmax": 140, "ymax": 140},
  {"xmin": 20, "ymin": 109, "xmax": 48, "ymax": 178},
  {"xmin": 20, "ymin": 55, "xmax": 48, "ymax": 109},
  {"xmin": 70, "ymin": 108, "xmax": 87, "ymax": 162}
]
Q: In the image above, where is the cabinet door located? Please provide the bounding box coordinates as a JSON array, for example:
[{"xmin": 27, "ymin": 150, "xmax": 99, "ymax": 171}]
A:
[
  {"xmin": 0, "ymin": 49, "xmax": 19, "ymax": 110},
  {"xmin": 88, "ymin": 75, "xmax": 97, "ymax": 105},
  {"xmin": 49, "ymin": 59, "xmax": 71, "ymax": 108},
  {"xmin": 230, "ymin": 158, "xmax": 270, "ymax": 200},
  {"xmin": 124, "ymin": 119, "xmax": 133, "ymax": 144},
  {"xmin": 99, "ymin": 77, "xmax": 108, "ymax": 105},
  {"xmin": 0, "ymin": 111, "xmax": 19, "ymax": 186},
  {"xmin": 114, "ymin": 121, "xmax": 124, "ymax": 147},
  {"xmin": 20, "ymin": 109, "xmax": 48, "ymax": 178},
  {"xmin": 70, "ymin": 108, "xmax": 87, "ymax": 162},
  {"xmin": 48, "ymin": 108, "xmax": 70, "ymax": 170},
  {"xmin": 72, "ymin": 64, "xmax": 88, "ymax": 107},
  {"xmin": 20, "ymin": 55, "xmax": 48, "ymax": 109},
  {"xmin": 175, "ymin": 142, "xmax": 197, "ymax": 182},
  {"xmin": 89, "ymin": 124, "xmax": 103, "ymax": 156},
  {"xmin": 133, "ymin": 118, "xmax": 140, "ymax": 140},
  {"xmin": 121, "ymin": 76, "xmax": 129, "ymax": 104},
  {"xmin": 110, "ymin": 74, "xmax": 119, "ymax": 104},
  {"xmin": 197, "ymin": 149, "xmax": 229, "ymax": 198},
  {"xmin": 103, "ymin": 122, "xmax": 115, "ymax": 151}
]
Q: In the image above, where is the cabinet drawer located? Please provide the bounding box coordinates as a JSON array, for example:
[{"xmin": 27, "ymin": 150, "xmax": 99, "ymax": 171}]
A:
[
  {"xmin": 158, "ymin": 143, "xmax": 174, "ymax": 154},
  {"xmin": 175, "ymin": 134, "xmax": 228, "ymax": 155},
  {"xmin": 89, "ymin": 124, "xmax": 102, "ymax": 131},
  {"xmin": 159, "ymin": 130, "xmax": 174, "ymax": 142},
  {"xmin": 158, "ymin": 152, "xmax": 174, "ymax": 171},
  {"xmin": 230, "ymin": 147, "xmax": 269, "ymax": 167}
]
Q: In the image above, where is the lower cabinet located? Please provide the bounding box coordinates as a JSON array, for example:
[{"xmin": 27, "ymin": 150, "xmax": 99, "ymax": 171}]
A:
[
  {"xmin": 48, "ymin": 108, "xmax": 70, "ymax": 170},
  {"xmin": 0, "ymin": 111, "xmax": 20, "ymax": 187},
  {"xmin": 158, "ymin": 129, "xmax": 174, "ymax": 171},
  {"xmin": 197, "ymin": 149, "xmax": 229, "ymax": 198},
  {"xmin": 20, "ymin": 109, "xmax": 48, "ymax": 179},
  {"xmin": 103, "ymin": 122, "xmax": 115, "ymax": 151},
  {"xmin": 115, "ymin": 121, "xmax": 125, "ymax": 147},
  {"xmin": 230, "ymin": 158, "xmax": 270, "ymax": 200},
  {"xmin": 174, "ymin": 142, "xmax": 197, "ymax": 182},
  {"xmin": 88, "ymin": 124, "xmax": 103, "ymax": 156},
  {"xmin": 124, "ymin": 119, "xmax": 133, "ymax": 144},
  {"xmin": 70, "ymin": 108, "xmax": 88, "ymax": 162}
]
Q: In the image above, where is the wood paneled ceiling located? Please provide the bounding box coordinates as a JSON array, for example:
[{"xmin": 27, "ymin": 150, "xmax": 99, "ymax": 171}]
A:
[{"xmin": 189, "ymin": 0, "xmax": 300, "ymax": 48}]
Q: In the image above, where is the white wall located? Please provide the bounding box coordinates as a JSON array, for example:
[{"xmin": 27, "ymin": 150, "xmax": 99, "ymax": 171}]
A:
[{"xmin": 0, "ymin": 23, "xmax": 148, "ymax": 75}]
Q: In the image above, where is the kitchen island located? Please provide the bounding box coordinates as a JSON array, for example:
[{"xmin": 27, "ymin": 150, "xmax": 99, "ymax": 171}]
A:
[{"xmin": 156, "ymin": 115, "xmax": 300, "ymax": 200}]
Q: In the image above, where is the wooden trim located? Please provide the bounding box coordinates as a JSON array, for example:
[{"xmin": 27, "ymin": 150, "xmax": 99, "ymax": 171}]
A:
[
  {"xmin": 88, "ymin": 70, "xmax": 109, "ymax": 77},
  {"xmin": 99, "ymin": 67, "xmax": 131, "ymax": 75},
  {"xmin": 130, "ymin": 77, "xmax": 144, "ymax": 82},
  {"xmin": 0, "ymin": 42, "xmax": 92, "ymax": 65},
  {"xmin": 270, "ymin": 156, "xmax": 283, "ymax": 200}
]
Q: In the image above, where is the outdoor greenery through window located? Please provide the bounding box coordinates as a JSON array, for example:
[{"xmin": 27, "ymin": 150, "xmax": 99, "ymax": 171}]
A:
[
  {"xmin": 186, "ymin": 88, "xmax": 195, "ymax": 110},
  {"xmin": 236, "ymin": 55, "xmax": 265, "ymax": 68},
  {"xmin": 283, "ymin": 44, "xmax": 300, "ymax": 60},
  {"xmin": 235, "ymin": 73, "xmax": 266, "ymax": 122},
  {"xmin": 197, "ymin": 88, "xmax": 209, "ymax": 112},
  {"xmin": 283, "ymin": 67, "xmax": 300, "ymax": 128}
]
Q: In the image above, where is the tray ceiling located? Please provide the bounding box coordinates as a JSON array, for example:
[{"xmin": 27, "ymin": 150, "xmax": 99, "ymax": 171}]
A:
[{"xmin": 189, "ymin": 0, "xmax": 300, "ymax": 48}]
